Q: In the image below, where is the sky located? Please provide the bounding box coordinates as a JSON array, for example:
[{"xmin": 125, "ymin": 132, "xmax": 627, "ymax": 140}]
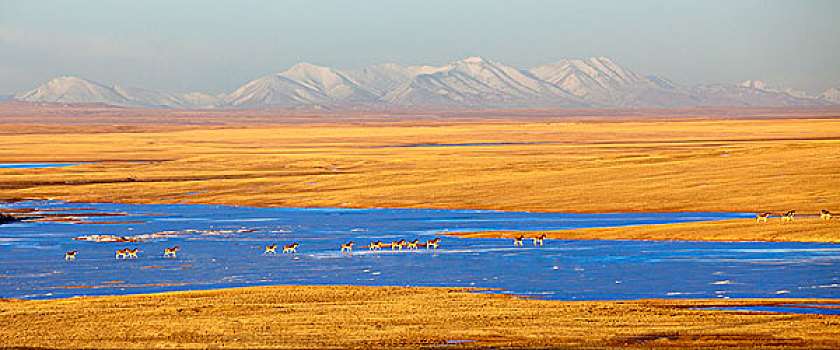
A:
[{"xmin": 1, "ymin": 0, "xmax": 838, "ymax": 95}]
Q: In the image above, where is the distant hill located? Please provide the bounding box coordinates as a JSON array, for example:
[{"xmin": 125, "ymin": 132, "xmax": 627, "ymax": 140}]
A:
[
  {"xmin": 11, "ymin": 57, "xmax": 838, "ymax": 109},
  {"xmin": 14, "ymin": 76, "xmax": 220, "ymax": 109}
]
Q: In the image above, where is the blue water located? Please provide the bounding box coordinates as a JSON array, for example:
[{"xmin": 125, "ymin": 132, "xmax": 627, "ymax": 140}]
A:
[
  {"xmin": 0, "ymin": 163, "xmax": 91, "ymax": 169},
  {"xmin": 1, "ymin": 201, "xmax": 837, "ymax": 302},
  {"xmin": 697, "ymin": 305, "xmax": 840, "ymax": 315}
]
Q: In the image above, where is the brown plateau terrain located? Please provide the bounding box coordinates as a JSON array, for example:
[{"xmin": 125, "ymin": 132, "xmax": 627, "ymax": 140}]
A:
[{"xmin": 0, "ymin": 104, "xmax": 838, "ymax": 218}]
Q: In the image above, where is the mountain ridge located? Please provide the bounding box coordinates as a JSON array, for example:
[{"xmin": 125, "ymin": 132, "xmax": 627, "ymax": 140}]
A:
[{"xmin": 11, "ymin": 57, "xmax": 838, "ymax": 109}]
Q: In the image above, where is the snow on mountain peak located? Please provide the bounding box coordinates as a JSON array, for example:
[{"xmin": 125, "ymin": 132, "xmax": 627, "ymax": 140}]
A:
[
  {"xmin": 285, "ymin": 62, "xmax": 332, "ymax": 74},
  {"xmin": 225, "ymin": 62, "xmax": 380, "ymax": 106},
  {"xmin": 16, "ymin": 76, "xmax": 220, "ymax": 108},
  {"xmin": 42, "ymin": 76, "xmax": 109, "ymax": 92},
  {"xmin": 740, "ymin": 80, "xmax": 770, "ymax": 90},
  {"xmin": 15, "ymin": 76, "xmax": 132, "ymax": 105},
  {"xmin": 384, "ymin": 56, "xmax": 581, "ymax": 107},
  {"xmin": 529, "ymin": 57, "xmax": 647, "ymax": 106},
  {"xmin": 11, "ymin": 57, "xmax": 835, "ymax": 109},
  {"xmin": 818, "ymin": 87, "xmax": 840, "ymax": 103},
  {"xmin": 461, "ymin": 56, "xmax": 486, "ymax": 64},
  {"xmin": 48, "ymin": 76, "xmax": 95, "ymax": 85},
  {"xmin": 738, "ymin": 80, "xmax": 813, "ymax": 99}
]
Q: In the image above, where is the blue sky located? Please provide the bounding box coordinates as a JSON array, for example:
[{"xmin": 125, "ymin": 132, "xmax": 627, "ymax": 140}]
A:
[{"xmin": 1, "ymin": 0, "xmax": 838, "ymax": 94}]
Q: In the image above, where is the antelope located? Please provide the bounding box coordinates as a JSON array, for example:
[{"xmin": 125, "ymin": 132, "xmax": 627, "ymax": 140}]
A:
[
  {"xmin": 781, "ymin": 210, "xmax": 796, "ymax": 223},
  {"xmin": 756, "ymin": 213, "xmax": 771, "ymax": 223},
  {"xmin": 126, "ymin": 248, "xmax": 139, "ymax": 259},
  {"xmin": 391, "ymin": 239, "xmax": 406, "ymax": 250},
  {"xmin": 341, "ymin": 241, "xmax": 355, "ymax": 253},
  {"xmin": 369, "ymin": 241, "xmax": 383, "ymax": 251},
  {"xmin": 821, "ymin": 210, "xmax": 832, "ymax": 221},
  {"xmin": 426, "ymin": 238, "xmax": 441, "ymax": 249},
  {"xmin": 533, "ymin": 234, "xmax": 547, "ymax": 246},
  {"xmin": 263, "ymin": 244, "xmax": 278, "ymax": 255},
  {"xmin": 513, "ymin": 235, "xmax": 525, "ymax": 246},
  {"xmin": 163, "ymin": 246, "xmax": 179, "ymax": 258},
  {"xmin": 65, "ymin": 250, "xmax": 77, "ymax": 261},
  {"xmin": 115, "ymin": 248, "xmax": 128, "ymax": 260},
  {"xmin": 283, "ymin": 242, "xmax": 299, "ymax": 254},
  {"xmin": 406, "ymin": 239, "xmax": 419, "ymax": 250}
]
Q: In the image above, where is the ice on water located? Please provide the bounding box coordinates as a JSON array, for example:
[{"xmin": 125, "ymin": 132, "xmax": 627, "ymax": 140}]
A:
[{"xmin": 0, "ymin": 201, "xmax": 837, "ymax": 302}]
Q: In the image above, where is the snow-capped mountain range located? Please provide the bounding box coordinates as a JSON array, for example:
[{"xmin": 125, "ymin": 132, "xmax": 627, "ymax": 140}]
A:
[{"xmin": 9, "ymin": 57, "xmax": 839, "ymax": 109}]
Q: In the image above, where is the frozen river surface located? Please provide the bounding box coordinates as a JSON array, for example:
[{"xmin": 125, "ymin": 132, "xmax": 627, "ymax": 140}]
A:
[{"xmin": 0, "ymin": 201, "xmax": 837, "ymax": 302}]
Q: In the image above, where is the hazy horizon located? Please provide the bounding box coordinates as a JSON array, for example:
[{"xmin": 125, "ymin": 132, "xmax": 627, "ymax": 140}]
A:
[{"xmin": 2, "ymin": 0, "xmax": 839, "ymax": 95}]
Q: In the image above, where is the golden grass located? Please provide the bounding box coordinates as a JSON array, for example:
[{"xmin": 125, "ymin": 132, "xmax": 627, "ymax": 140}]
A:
[
  {"xmin": 1, "ymin": 113, "xmax": 838, "ymax": 241},
  {"xmin": 1, "ymin": 285, "xmax": 839, "ymax": 349},
  {"xmin": 1, "ymin": 117, "xmax": 838, "ymax": 214},
  {"xmin": 448, "ymin": 216, "xmax": 840, "ymax": 243}
]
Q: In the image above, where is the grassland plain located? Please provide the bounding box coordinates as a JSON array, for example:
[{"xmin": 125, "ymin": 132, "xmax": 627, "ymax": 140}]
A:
[
  {"xmin": 1, "ymin": 104, "xmax": 840, "ymax": 349},
  {"xmin": 0, "ymin": 107, "xmax": 838, "ymax": 220},
  {"xmin": 1, "ymin": 286, "xmax": 839, "ymax": 349}
]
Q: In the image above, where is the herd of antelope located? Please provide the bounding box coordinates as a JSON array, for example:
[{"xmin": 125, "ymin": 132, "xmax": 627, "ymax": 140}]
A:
[
  {"xmin": 66, "ymin": 238, "xmax": 447, "ymax": 260},
  {"xmin": 65, "ymin": 237, "xmax": 447, "ymax": 261},
  {"xmin": 262, "ymin": 242, "xmax": 299, "ymax": 255},
  {"xmin": 312, "ymin": 237, "xmax": 443, "ymax": 254},
  {"xmin": 65, "ymin": 246, "xmax": 179, "ymax": 261},
  {"xmin": 261, "ymin": 237, "xmax": 444, "ymax": 255},
  {"xmin": 66, "ymin": 209, "xmax": 831, "ymax": 261},
  {"xmin": 363, "ymin": 237, "xmax": 441, "ymax": 252},
  {"xmin": 756, "ymin": 209, "xmax": 836, "ymax": 223},
  {"xmin": 513, "ymin": 234, "xmax": 547, "ymax": 246}
]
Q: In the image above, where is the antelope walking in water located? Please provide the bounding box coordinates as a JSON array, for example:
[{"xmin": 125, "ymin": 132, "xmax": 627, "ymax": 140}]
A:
[
  {"xmin": 283, "ymin": 242, "xmax": 298, "ymax": 254},
  {"xmin": 406, "ymin": 239, "xmax": 419, "ymax": 250},
  {"xmin": 263, "ymin": 244, "xmax": 278, "ymax": 255},
  {"xmin": 65, "ymin": 250, "xmax": 77, "ymax": 261},
  {"xmin": 781, "ymin": 210, "xmax": 796, "ymax": 223},
  {"xmin": 426, "ymin": 238, "xmax": 441, "ymax": 249},
  {"xmin": 126, "ymin": 248, "xmax": 139, "ymax": 259},
  {"xmin": 821, "ymin": 210, "xmax": 832, "ymax": 221},
  {"xmin": 756, "ymin": 213, "xmax": 771, "ymax": 223},
  {"xmin": 163, "ymin": 246, "xmax": 179, "ymax": 258},
  {"xmin": 391, "ymin": 239, "xmax": 406, "ymax": 250},
  {"xmin": 513, "ymin": 235, "xmax": 525, "ymax": 246},
  {"xmin": 369, "ymin": 241, "xmax": 383, "ymax": 251},
  {"xmin": 115, "ymin": 248, "xmax": 128, "ymax": 260},
  {"xmin": 341, "ymin": 241, "xmax": 355, "ymax": 253},
  {"xmin": 533, "ymin": 234, "xmax": 547, "ymax": 246}
]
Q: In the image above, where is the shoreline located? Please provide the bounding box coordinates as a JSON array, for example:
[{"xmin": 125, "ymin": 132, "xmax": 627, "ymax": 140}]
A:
[
  {"xmin": 441, "ymin": 217, "xmax": 840, "ymax": 243},
  {"xmin": 5, "ymin": 199, "xmax": 838, "ymax": 243},
  {"xmin": 6, "ymin": 283, "xmax": 840, "ymax": 308},
  {"xmin": 4, "ymin": 197, "xmax": 770, "ymax": 217},
  {"xmin": 0, "ymin": 195, "xmax": 789, "ymax": 215}
]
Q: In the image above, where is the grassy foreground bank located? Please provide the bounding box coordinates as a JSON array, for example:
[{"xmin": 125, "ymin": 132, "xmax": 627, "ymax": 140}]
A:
[{"xmin": 1, "ymin": 285, "xmax": 839, "ymax": 349}]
